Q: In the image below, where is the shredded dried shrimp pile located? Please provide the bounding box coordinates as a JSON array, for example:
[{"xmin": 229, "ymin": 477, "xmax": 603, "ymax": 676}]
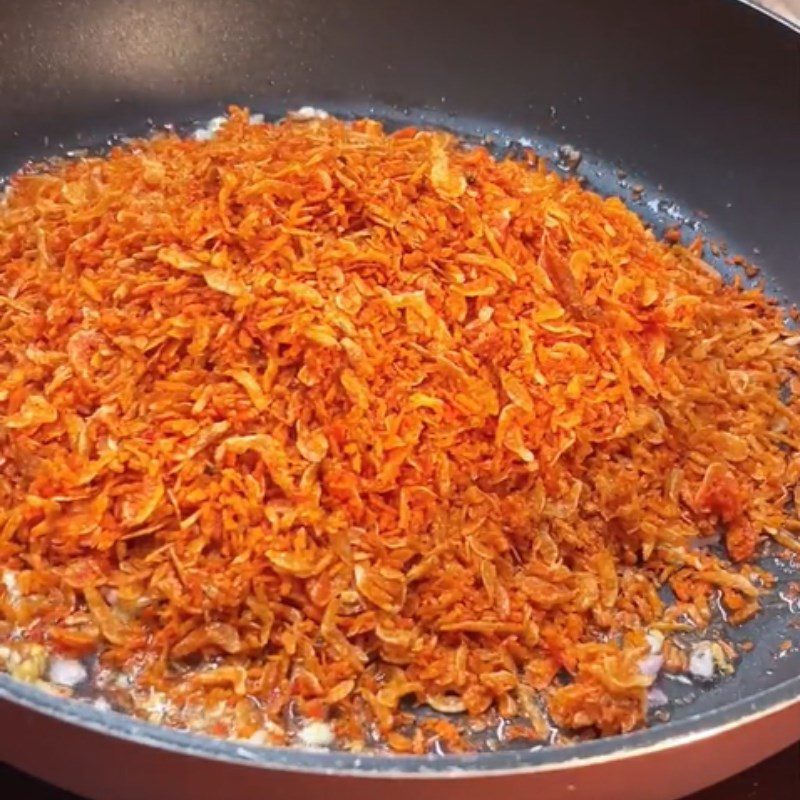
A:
[{"xmin": 2, "ymin": 108, "xmax": 800, "ymax": 752}]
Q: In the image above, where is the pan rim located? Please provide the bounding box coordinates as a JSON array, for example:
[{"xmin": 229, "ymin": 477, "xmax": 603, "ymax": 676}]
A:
[
  {"xmin": 1, "ymin": 671, "xmax": 798, "ymax": 776},
  {"xmin": 0, "ymin": 0, "xmax": 798, "ymax": 782},
  {"xmin": 738, "ymin": 0, "xmax": 800, "ymax": 32}
]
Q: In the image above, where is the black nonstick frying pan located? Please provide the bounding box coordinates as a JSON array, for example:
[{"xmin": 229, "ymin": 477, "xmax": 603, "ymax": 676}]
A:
[{"xmin": 0, "ymin": 1, "xmax": 799, "ymax": 799}]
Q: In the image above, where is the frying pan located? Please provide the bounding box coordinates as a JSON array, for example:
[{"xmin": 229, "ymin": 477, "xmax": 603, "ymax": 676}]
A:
[{"xmin": 0, "ymin": 1, "xmax": 799, "ymax": 798}]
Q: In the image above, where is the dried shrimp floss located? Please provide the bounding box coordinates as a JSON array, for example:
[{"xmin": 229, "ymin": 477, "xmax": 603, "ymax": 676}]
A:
[{"xmin": 1, "ymin": 108, "xmax": 799, "ymax": 751}]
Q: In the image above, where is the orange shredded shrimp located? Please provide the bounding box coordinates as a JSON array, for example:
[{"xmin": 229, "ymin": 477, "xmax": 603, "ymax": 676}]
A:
[{"xmin": 1, "ymin": 107, "xmax": 799, "ymax": 749}]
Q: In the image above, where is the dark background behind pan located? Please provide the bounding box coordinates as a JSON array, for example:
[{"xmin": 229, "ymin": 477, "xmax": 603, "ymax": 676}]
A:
[{"xmin": 0, "ymin": 0, "xmax": 798, "ymax": 795}]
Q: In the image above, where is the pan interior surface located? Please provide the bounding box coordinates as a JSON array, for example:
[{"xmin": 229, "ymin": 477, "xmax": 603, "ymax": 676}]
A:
[
  {"xmin": 0, "ymin": 0, "xmax": 798, "ymax": 776},
  {"xmin": 0, "ymin": 104, "xmax": 798, "ymax": 774}
]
